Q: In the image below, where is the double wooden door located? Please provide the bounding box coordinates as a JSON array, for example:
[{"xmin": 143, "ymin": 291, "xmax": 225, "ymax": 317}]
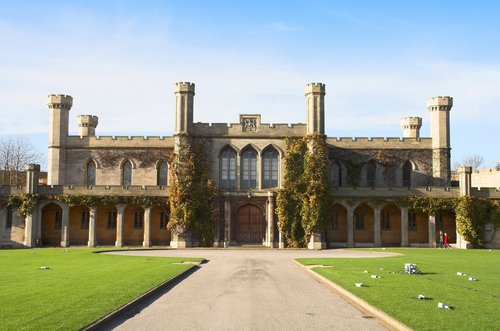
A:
[{"xmin": 236, "ymin": 205, "xmax": 262, "ymax": 244}]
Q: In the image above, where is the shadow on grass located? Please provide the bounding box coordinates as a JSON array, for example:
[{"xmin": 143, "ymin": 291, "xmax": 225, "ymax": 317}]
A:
[{"xmin": 84, "ymin": 263, "xmax": 204, "ymax": 331}]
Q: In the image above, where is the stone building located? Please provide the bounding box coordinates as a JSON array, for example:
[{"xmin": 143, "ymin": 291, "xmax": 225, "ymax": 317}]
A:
[{"xmin": 1, "ymin": 82, "xmax": 499, "ymax": 248}]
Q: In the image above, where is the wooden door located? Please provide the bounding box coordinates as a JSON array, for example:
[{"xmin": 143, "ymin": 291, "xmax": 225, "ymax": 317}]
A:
[{"xmin": 236, "ymin": 205, "xmax": 262, "ymax": 244}]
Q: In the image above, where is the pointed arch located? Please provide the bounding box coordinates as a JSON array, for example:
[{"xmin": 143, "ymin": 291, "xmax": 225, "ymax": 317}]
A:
[
  {"xmin": 366, "ymin": 161, "xmax": 376, "ymax": 187},
  {"xmin": 85, "ymin": 159, "xmax": 96, "ymax": 186},
  {"xmin": 121, "ymin": 159, "xmax": 133, "ymax": 186},
  {"xmin": 402, "ymin": 160, "xmax": 413, "ymax": 187},
  {"xmin": 156, "ymin": 160, "xmax": 169, "ymax": 186},
  {"xmin": 330, "ymin": 161, "xmax": 342, "ymax": 188},
  {"xmin": 241, "ymin": 145, "xmax": 258, "ymax": 189},
  {"xmin": 220, "ymin": 145, "xmax": 237, "ymax": 188},
  {"xmin": 262, "ymin": 145, "xmax": 279, "ymax": 188}
]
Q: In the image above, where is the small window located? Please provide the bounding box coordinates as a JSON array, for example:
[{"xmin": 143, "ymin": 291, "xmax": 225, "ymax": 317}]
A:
[
  {"xmin": 355, "ymin": 212, "xmax": 365, "ymax": 231},
  {"xmin": 54, "ymin": 211, "xmax": 62, "ymax": 230},
  {"xmin": 134, "ymin": 210, "xmax": 143, "ymax": 228},
  {"xmin": 122, "ymin": 161, "xmax": 132, "ymax": 186},
  {"xmin": 220, "ymin": 148, "xmax": 237, "ymax": 188},
  {"xmin": 160, "ymin": 211, "xmax": 168, "ymax": 229},
  {"xmin": 86, "ymin": 161, "xmax": 96, "ymax": 186},
  {"xmin": 157, "ymin": 162, "xmax": 168, "ymax": 186},
  {"xmin": 81, "ymin": 211, "xmax": 90, "ymax": 229},
  {"xmin": 408, "ymin": 212, "xmax": 417, "ymax": 231},
  {"xmin": 107, "ymin": 211, "xmax": 117, "ymax": 229},
  {"xmin": 381, "ymin": 212, "xmax": 391, "ymax": 230},
  {"xmin": 6, "ymin": 206, "xmax": 13, "ymax": 228},
  {"xmin": 330, "ymin": 162, "xmax": 342, "ymax": 188},
  {"xmin": 403, "ymin": 161, "xmax": 412, "ymax": 187},
  {"xmin": 367, "ymin": 162, "xmax": 376, "ymax": 187},
  {"xmin": 331, "ymin": 212, "xmax": 339, "ymax": 231}
]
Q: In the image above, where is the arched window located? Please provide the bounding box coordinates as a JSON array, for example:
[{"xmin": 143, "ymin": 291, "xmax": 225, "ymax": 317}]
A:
[
  {"xmin": 330, "ymin": 162, "xmax": 342, "ymax": 187},
  {"xmin": 220, "ymin": 148, "xmax": 237, "ymax": 188},
  {"xmin": 262, "ymin": 149, "xmax": 279, "ymax": 188},
  {"xmin": 122, "ymin": 161, "xmax": 132, "ymax": 186},
  {"xmin": 157, "ymin": 161, "xmax": 168, "ymax": 186},
  {"xmin": 403, "ymin": 161, "xmax": 412, "ymax": 187},
  {"xmin": 241, "ymin": 148, "xmax": 257, "ymax": 188},
  {"xmin": 160, "ymin": 210, "xmax": 168, "ymax": 229},
  {"xmin": 134, "ymin": 209, "xmax": 143, "ymax": 228},
  {"xmin": 366, "ymin": 161, "xmax": 376, "ymax": 187},
  {"xmin": 86, "ymin": 160, "xmax": 96, "ymax": 186}
]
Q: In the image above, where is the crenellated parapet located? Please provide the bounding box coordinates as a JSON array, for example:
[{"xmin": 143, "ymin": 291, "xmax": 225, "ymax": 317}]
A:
[
  {"xmin": 305, "ymin": 82, "xmax": 326, "ymax": 135},
  {"xmin": 174, "ymin": 82, "xmax": 195, "ymax": 135},
  {"xmin": 47, "ymin": 94, "xmax": 73, "ymax": 110},
  {"xmin": 400, "ymin": 117, "xmax": 422, "ymax": 138}
]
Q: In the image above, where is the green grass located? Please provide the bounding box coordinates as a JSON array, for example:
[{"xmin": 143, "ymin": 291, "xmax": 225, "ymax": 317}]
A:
[
  {"xmin": 297, "ymin": 249, "xmax": 500, "ymax": 331},
  {"xmin": 0, "ymin": 248, "xmax": 203, "ymax": 331}
]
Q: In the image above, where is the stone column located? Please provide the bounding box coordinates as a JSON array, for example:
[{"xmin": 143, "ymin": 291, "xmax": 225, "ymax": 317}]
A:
[
  {"xmin": 143, "ymin": 207, "xmax": 152, "ymax": 247},
  {"xmin": 224, "ymin": 196, "xmax": 231, "ymax": 246},
  {"xmin": 373, "ymin": 206, "xmax": 382, "ymax": 247},
  {"xmin": 347, "ymin": 206, "xmax": 354, "ymax": 247},
  {"xmin": 400, "ymin": 206, "xmax": 409, "ymax": 247},
  {"xmin": 60, "ymin": 204, "xmax": 70, "ymax": 247},
  {"xmin": 266, "ymin": 191, "xmax": 275, "ymax": 248},
  {"xmin": 115, "ymin": 204, "xmax": 126, "ymax": 247},
  {"xmin": 24, "ymin": 209, "xmax": 38, "ymax": 248},
  {"xmin": 307, "ymin": 232, "xmax": 326, "ymax": 250},
  {"xmin": 428, "ymin": 214, "xmax": 436, "ymax": 248},
  {"xmin": 87, "ymin": 207, "xmax": 97, "ymax": 247},
  {"xmin": 278, "ymin": 230, "xmax": 285, "ymax": 249}
]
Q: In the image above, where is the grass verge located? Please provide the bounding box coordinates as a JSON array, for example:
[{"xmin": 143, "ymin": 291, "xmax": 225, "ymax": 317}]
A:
[
  {"xmin": 0, "ymin": 248, "xmax": 202, "ymax": 331},
  {"xmin": 297, "ymin": 248, "xmax": 500, "ymax": 331}
]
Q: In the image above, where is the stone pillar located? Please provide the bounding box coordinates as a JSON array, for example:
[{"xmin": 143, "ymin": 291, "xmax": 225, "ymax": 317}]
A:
[
  {"xmin": 266, "ymin": 191, "xmax": 275, "ymax": 248},
  {"xmin": 400, "ymin": 206, "xmax": 409, "ymax": 247},
  {"xmin": 24, "ymin": 209, "xmax": 38, "ymax": 248},
  {"xmin": 143, "ymin": 207, "xmax": 152, "ymax": 247},
  {"xmin": 428, "ymin": 214, "xmax": 436, "ymax": 248},
  {"xmin": 347, "ymin": 206, "xmax": 354, "ymax": 247},
  {"xmin": 459, "ymin": 166, "xmax": 472, "ymax": 197},
  {"xmin": 170, "ymin": 232, "xmax": 191, "ymax": 248},
  {"xmin": 87, "ymin": 207, "xmax": 97, "ymax": 247},
  {"xmin": 278, "ymin": 230, "xmax": 285, "ymax": 249},
  {"xmin": 115, "ymin": 204, "xmax": 126, "ymax": 247},
  {"xmin": 60, "ymin": 204, "xmax": 70, "ymax": 247},
  {"xmin": 224, "ymin": 197, "xmax": 231, "ymax": 246},
  {"xmin": 308, "ymin": 232, "xmax": 326, "ymax": 250},
  {"xmin": 373, "ymin": 206, "xmax": 382, "ymax": 247}
]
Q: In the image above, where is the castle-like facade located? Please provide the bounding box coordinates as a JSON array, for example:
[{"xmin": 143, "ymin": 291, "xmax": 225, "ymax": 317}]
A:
[{"xmin": 1, "ymin": 82, "xmax": 498, "ymax": 249}]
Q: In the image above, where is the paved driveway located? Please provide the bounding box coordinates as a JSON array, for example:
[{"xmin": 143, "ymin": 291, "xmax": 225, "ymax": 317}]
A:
[{"xmin": 105, "ymin": 249, "xmax": 394, "ymax": 331}]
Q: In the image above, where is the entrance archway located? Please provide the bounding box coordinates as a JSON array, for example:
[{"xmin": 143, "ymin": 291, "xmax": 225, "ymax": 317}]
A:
[{"xmin": 236, "ymin": 204, "xmax": 262, "ymax": 244}]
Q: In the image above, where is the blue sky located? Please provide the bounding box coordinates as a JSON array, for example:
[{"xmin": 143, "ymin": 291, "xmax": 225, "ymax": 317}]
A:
[{"xmin": 1, "ymin": 0, "xmax": 499, "ymax": 169}]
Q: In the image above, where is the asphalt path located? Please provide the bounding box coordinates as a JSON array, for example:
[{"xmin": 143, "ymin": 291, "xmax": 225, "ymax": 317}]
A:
[{"xmin": 104, "ymin": 249, "xmax": 395, "ymax": 331}]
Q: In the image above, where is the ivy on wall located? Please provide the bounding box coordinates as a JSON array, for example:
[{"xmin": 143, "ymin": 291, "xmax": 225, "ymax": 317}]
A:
[
  {"xmin": 277, "ymin": 135, "xmax": 330, "ymax": 247},
  {"xmin": 168, "ymin": 136, "xmax": 217, "ymax": 247}
]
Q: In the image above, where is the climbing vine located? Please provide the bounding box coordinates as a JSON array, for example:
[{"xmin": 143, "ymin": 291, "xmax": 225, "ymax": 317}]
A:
[
  {"xmin": 277, "ymin": 135, "xmax": 330, "ymax": 247},
  {"xmin": 7, "ymin": 193, "xmax": 41, "ymax": 218},
  {"xmin": 168, "ymin": 136, "xmax": 218, "ymax": 247},
  {"xmin": 454, "ymin": 196, "xmax": 493, "ymax": 248}
]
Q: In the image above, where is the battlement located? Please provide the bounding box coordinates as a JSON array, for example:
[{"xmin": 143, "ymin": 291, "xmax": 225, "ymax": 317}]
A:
[
  {"xmin": 47, "ymin": 94, "xmax": 73, "ymax": 110},
  {"xmin": 77, "ymin": 115, "xmax": 99, "ymax": 127},
  {"xmin": 400, "ymin": 117, "xmax": 422, "ymax": 127},
  {"xmin": 174, "ymin": 82, "xmax": 195, "ymax": 94},
  {"xmin": 304, "ymin": 82, "xmax": 326, "ymax": 95},
  {"xmin": 192, "ymin": 121, "xmax": 306, "ymax": 137},
  {"xmin": 426, "ymin": 96, "xmax": 453, "ymax": 110},
  {"xmin": 326, "ymin": 137, "xmax": 432, "ymax": 149},
  {"xmin": 65, "ymin": 135, "xmax": 174, "ymax": 148}
]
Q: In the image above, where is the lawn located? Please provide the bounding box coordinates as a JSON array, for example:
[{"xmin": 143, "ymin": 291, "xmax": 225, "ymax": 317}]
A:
[
  {"xmin": 0, "ymin": 248, "xmax": 203, "ymax": 331},
  {"xmin": 297, "ymin": 248, "xmax": 500, "ymax": 331}
]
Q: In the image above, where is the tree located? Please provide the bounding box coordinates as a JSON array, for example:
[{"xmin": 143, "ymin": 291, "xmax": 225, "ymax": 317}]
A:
[
  {"xmin": 0, "ymin": 136, "xmax": 43, "ymax": 186},
  {"xmin": 460, "ymin": 155, "xmax": 485, "ymax": 170}
]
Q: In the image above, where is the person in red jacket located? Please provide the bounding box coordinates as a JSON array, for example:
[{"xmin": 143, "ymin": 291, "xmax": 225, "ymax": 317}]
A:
[{"xmin": 444, "ymin": 232, "xmax": 450, "ymax": 249}]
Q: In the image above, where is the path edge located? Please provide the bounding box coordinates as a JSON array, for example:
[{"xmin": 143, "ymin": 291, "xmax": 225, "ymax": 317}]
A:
[
  {"xmin": 293, "ymin": 260, "xmax": 412, "ymax": 331},
  {"xmin": 82, "ymin": 260, "xmax": 204, "ymax": 331}
]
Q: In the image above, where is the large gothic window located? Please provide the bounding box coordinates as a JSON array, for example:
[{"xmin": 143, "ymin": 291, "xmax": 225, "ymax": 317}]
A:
[
  {"xmin": 330, "ymin": 161, "xmax": 342, "ymax": 187},
  {"xmin": 241, "ymin": 148, "xmax": 257, "ymax": 188},
  {"xmin": 122, "ymin": 161, "xmax": 132, "ymax": 186},
  {"xmin": 157, "ymin": 161, "xmax": 168, "ymax": 186},
  {"xmin": 86, "ymin": 160, "xmax": 96, "ymax": 186},
  {"xmin": 220, "ymin": 148, "xmax": 237, "ymax": 188},
  {"xmin": 366, "ymin": 161, "xmax": 376, "ymax": 187},
  {"xmin": 403, "ymin": 161, "xmax": 412, "ymax": 187},
  {"xmin": 262, "ymin": 149, "xmax": 279, "ymax": 188}
]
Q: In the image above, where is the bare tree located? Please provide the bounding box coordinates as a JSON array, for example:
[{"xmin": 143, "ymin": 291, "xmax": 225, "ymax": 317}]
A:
[
  {"xmin": 459, "ymin": 154, "xmax": 485, "ymax": 170},
  {"xmin": 0, "ymin": 136, "xmax": 43, "ymax": 186}
]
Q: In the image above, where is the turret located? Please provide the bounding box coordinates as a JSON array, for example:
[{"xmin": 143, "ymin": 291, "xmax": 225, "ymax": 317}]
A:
[
  {"xmin": 174, "ymin": 82, "xmax": 195, "ymax": 135},
  {"xmin": 305, "ymin": 83, "xmax": 325, "ymax": 135},
  {"xmin": 77, "ymin": 115, "xmax": 99, "ymax": 137},
  {"xmin": 427, "ymin": 96, "xmax": 453, "ymax": 186},
  {"xmin": 47, "ymin": 94, "xmax": 73, "ymax": 185},
  {"xmin": 400, "ymin": 117, "xmax": 422, "ymax": 138}
]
